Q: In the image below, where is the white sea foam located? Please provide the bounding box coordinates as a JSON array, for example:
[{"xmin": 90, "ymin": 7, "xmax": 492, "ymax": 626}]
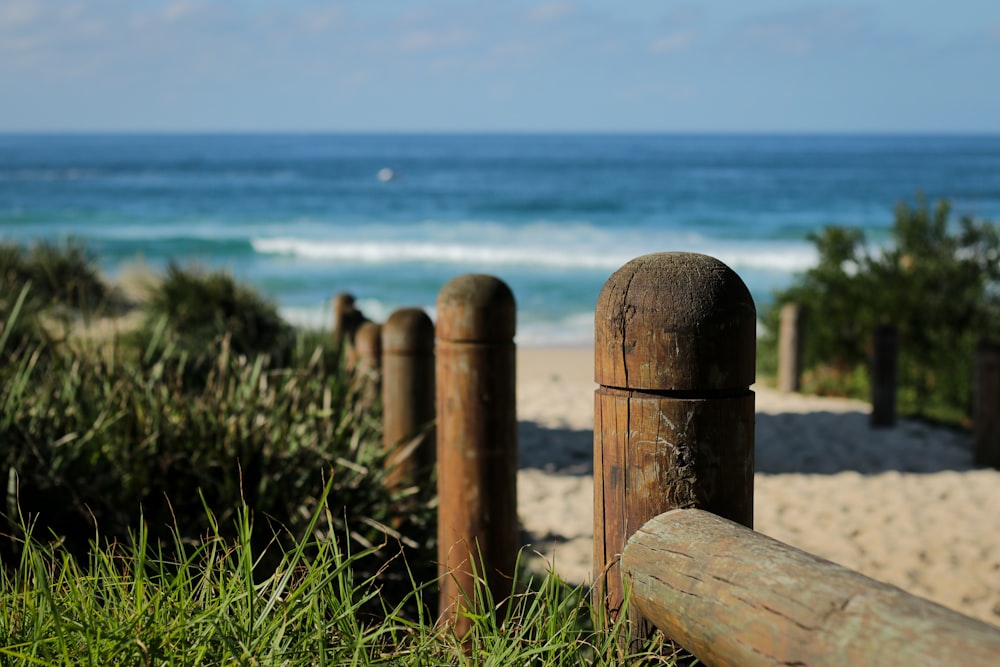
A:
[
  {"xmin": 252, "ymin": 236, "xmax": 818, "ymax": 274},
  {"xmin": 253, "ymin": 237, "xmax": 627, "ymax": 270}
]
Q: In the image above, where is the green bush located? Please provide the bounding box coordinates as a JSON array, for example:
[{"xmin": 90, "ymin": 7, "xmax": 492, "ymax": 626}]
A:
[
  {"xmin": 0, "ymin": 239, "xmax": 113, "ymax": 314},
  {"xmin": 1, "ymin": 240, "xmax": 119, "ymax": 357},
  {"xmin": 138, "ymin": 262, "xmax": 295, "ymax": 368},
  {"xmin": 762, "ymin": 195, "xmax": 1000, "ymax": 424},
  {"xmin": 0, "ymin": 284, "xmax": 50, "ymax": 360},
  {"xmin": 0, "ymin": 331, "xmax": 436, "ymax": 598}
]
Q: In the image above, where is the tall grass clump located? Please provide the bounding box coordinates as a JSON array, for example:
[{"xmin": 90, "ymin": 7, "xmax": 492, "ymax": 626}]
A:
[
  {"xmin": 0, "ymin": 243, "xmax": 687, "ymax": 662},
  {"xmin": 0, "ymin": 334, "xmax": 436, "ymax": 595},
  {"xmin": 0, "ymin": 255, "xmax": 437, "ymax": 607},
  {"xmin": 138, "ymin": 262, "xmax": 295, "ymax": 369},
  {"xmin": 760, "ymin": 194, "xmax": 1000, "ymax": 425},
  {"xmin": 0, "ymin": 239, "xmax": 116, "ymax": 315},
  {"xmin": 0, "ymin": 486, "xmax": 681, "ymax": 664},
  {"xmin": 0, "ymin": 239, "xmax": 120, "ymax": 357}
]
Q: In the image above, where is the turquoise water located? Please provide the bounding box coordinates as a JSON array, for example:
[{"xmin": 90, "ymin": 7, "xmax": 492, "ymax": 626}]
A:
[{"xmin": 3, "ymin": 133, "xmax": 1000, "ymax": 344}]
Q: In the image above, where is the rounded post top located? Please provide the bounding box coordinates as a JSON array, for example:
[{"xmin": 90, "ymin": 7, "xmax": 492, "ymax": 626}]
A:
[
  {"xmin": 355, "ymin": 321, "xmax": 383, "ymax": 355},
  {"xmin": 436, "ymin": 274, "xmax": 516, "ymax": 343},
  {"xmin": 383, "ymin": 307, "xmax": 435, "ymax": 353},
  {"xmin": 595, "ymin": 252, "xmax": 756, "ymax": 391},
  {"xmin": 332, "ymin": 292, "xmax": 356, "ymax": 310}
]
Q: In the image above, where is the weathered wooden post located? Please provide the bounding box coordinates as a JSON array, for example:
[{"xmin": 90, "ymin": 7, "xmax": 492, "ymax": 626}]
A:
[
  {"xmin": 870, "ymin": 325, "xmax": 898, "ymax": 428},
  {"xmin": 332, "ymin": 292, "xmax": 358, "ymax": 354},
  {"xmin": 332, "ymin": 291, "xmax": 373, "ymax": 372},
  {"xmin": 354, "ymin": 321, "xmax": 383, "ymax": 376},
  {"xmin": 623, "ymin": 509, "xmax": 1000, "ymax": 667},
  {"xmin": 382, "ymin": 308, "xmax": 436, "ymax": 492},
  {"xmin": 435, "ymin": 274, "xmax": 517, "ymax": 637},
  {"xmin": 593, "ymin": 252, "xmax": 756, "ymax": 643},
  {"xmin": 778, "ymin": 302, "xmax": 802, "ymax": 393},
  {"xmin": 975, "ymin": 340, "xmax": 1000, "ymax": 468},
  {"xmin": 352, "ymin": 320, "xmax": 383, "ymax": 407}
]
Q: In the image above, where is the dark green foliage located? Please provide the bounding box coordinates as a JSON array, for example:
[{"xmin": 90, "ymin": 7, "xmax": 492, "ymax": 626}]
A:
[
  {"xmin": 0, "ymin": 284, "xmax": 50, "ymax": 360},
  {"xmin": 762, "ymin": 195, "xmax": 1000, "ymax": 423},
  {"xmin": 0, "ymin": 243, "xmax": 435, "ymax": 595},
  {"xmin": 0, "ymin": 241, "xmax": 440, "ymax": 624},
  {"xmin": 0, "ymin": 239, "xmax": 113, "ymax": 314},
  {"xmin": 0, "ymin": 240, "xmax": 116, "ymax": 357},
  {"xmin": 140, "ymin": 262, "xmax": 295, "ymax": 366},
  {"xmin": 0, "ymin": 329, "xmax": 436, "ymax": 604}
]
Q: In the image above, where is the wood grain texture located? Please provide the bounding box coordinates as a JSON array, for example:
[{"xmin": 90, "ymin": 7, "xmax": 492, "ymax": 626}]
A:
[
  {"xmin": 435, "ymin": 274, "xmax": 517, "ymax": 637},
  {"xmin": 593, "ymin": 389, "xmax": 753, "ymax": 637},
  {"xmin": 624, "ymin": 509, "xmax": 1000, "ymax": 667},
  {"xmin": 778, "ymin": 302, "xmax": 802, "ymax": 393},
  {"xmin": 594, "ymin": 252, "xmax": 756, "ymax": 392},
  {"xmin": 593, "ymin": 252, "xmax": 756, "ymax": 645},
  {"xmin": 382, "ymin": 308, "xmax": 435, "ymax": 493}
]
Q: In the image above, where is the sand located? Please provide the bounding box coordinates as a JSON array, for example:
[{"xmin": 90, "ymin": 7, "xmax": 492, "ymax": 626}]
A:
[{"xmin": 514, "ymin": 346, "xmax": 1000, "ymax": 628}]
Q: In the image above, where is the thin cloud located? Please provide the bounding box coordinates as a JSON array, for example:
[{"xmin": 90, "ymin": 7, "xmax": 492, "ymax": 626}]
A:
[
  {"xmin": 397, "ymin": 28, "xmax": 476, "ymax": 53},
  {"xmin": 0, "ymin": 0, "xmax": 43, "ymax": 28},
  {"xmin": 650, "ymin": 31, "xmax": 694, "ymax": 54},
  {"xmin": 161, "ymin": 1, "xmax": 204, "ymax": 24},
  {"xmin": 525, "ymin": 2, "xmax": 576, "ymax": 24},
  {"xmin": 297, "ymin": 7, "xmax": 346, "ymax": 33},
  {"xmin": 739, "ymin": 7, "xmax": 865, "ymax": 56}
]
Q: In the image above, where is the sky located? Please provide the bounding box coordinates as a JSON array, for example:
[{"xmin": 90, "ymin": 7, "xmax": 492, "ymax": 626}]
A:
[{"xmin": 1, "ymin": 0, "xmax": 999, "ymax": 133}]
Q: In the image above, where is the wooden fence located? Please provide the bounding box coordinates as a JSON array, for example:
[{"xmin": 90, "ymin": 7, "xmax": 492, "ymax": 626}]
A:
[
  {"xmin": 595, "ymin": 252, "xmax": 1000, "ymax": 666},
  {"xmin": 778, "ymin": 300, "xmax": 1000, "ymax": 444},
  {"xmin": 336, "ymin": 252, "xmax": 1000, "ymax": 665},
  {"xmin": 334, "ymin": 276, "xmax": 518, "ymax": 640}
]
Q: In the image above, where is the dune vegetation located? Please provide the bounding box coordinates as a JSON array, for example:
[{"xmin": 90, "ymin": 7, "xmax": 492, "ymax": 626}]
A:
[{"xmin": 0, "ymin": 241, "xmax": 675, "ymax": 664}]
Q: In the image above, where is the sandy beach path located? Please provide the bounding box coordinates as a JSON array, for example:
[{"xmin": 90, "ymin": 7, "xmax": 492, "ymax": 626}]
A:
[{"xmin": 515, "ymin": 346, "xmax": 1000, "ymax": 627}]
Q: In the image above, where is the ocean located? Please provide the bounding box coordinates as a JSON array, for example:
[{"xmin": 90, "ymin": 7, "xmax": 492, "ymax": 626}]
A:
[{"xmin": 3, "ymin": 133, "xmax": 1000, "ymax": 346}]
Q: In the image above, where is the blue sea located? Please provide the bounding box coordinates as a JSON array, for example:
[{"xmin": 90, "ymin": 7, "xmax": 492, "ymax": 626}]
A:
[{"xmin": 3, "ymin": 133, "xmax": 1000, "ymax": 345}]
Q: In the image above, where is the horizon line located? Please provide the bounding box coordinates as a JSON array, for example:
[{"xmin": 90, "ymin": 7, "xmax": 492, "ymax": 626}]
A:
[{"xmin": 2, "ymin": 128, "xmax": 1000, "ymax": 137}]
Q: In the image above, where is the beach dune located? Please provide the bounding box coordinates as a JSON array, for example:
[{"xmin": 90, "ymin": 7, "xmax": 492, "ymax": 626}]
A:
[{"xmin": 515, "ymin": 346, "xmax": 1000, "ymax": 628}]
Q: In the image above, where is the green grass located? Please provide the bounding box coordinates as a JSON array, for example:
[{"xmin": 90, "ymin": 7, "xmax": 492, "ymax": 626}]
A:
[
  {"xmin": 0, "ymin": 243, "xmax": 686, "ymax": 664},
  {"xmin": 0, "ymin": 484, "xmax": 679, "ymax": 665}
]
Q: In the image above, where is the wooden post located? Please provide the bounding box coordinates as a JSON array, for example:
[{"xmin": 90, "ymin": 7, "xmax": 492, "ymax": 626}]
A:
[
  {"xmin": 623, "ymin": 509, "xmax": 1000, "ymax": 667},
  {"xmin": 354, "ymin": 321, "xmax": 383, "ymax": 376},
  {"xmin": 777, "ymin": 302, "xmax": 802, "ymax": 393},
  {"xmin": 382, "ymin": 308, "xmax": 436, "ymax": 492},
  {"xmin": 593, "ymin": 252, "xmax": 756, "ymax": 643},
  {"xmin": 870, "ymin": 325, "xmax": 898, "ymax": 428},
  {"xmin": 975, "ymin": 340, "xmax": 1000, "ymax": 468},
  {"xmin": 332, "ymin": 292, "xmax": 356, "ymax": 352},
  {"xmin": 332, "ymin": 292, "xmax": 369, "ymax": 368},
  {"xmin": 353, "ymin": 321, "xmax": 382, "ymax": 407},
  {"xmin": 435, "ymin": 274, "xmax": 517, "ymax": 636}
]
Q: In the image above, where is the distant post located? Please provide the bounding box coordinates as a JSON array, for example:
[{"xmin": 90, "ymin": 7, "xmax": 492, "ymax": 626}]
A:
[
  {"xmin": 353, "ymin": 321, "xmax": 383, "ymax": 405},
  {"xmin": 870, "ymin": 325, "xmax": 898, "ymax": 428},
  {"xmin": 382, "ymin": 308, "xmax": 436, "ymax": 493},
  {"xmin": 593, "ymin": 252, "xmax": 756, "ymax": 644},
  {"xmin": 435, "ymin": 274, "xmax": 517, "ymax": 637},
  {"xmin": 332, "ymin": 292, "xmax": 369, "ymax": 368},
  {"xmin": 975, "ymin": 341, "xmax": 1000, "ymax": 468},
  {"xmin": 778, "ymin": 303, "xmax": 802, "ymax": 393}
]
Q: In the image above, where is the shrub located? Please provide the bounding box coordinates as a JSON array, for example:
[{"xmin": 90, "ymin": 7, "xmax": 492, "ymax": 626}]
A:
[
  {"xmin": 762, "ymin": 195, "xmax": 1000, "ymax": 423},
  {"xmin": 0, "ymin": 284, "xmax": 50, "ymax": 361},
  {"xmin": 0, "ymin": 331, "xmax": 436, "ymax": 598},
  {"xmin": 139, "ymin": 262, "xmax": 295, "ymax": 367},
  {"xmin": 0, "ymin": 239, "xmax": 113, "ymax": 313}
]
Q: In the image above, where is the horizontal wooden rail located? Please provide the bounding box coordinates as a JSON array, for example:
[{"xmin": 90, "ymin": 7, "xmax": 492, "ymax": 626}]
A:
[{"xmin": 623, "ymin": 508, "xmax": 1000, "ymax": 667}]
